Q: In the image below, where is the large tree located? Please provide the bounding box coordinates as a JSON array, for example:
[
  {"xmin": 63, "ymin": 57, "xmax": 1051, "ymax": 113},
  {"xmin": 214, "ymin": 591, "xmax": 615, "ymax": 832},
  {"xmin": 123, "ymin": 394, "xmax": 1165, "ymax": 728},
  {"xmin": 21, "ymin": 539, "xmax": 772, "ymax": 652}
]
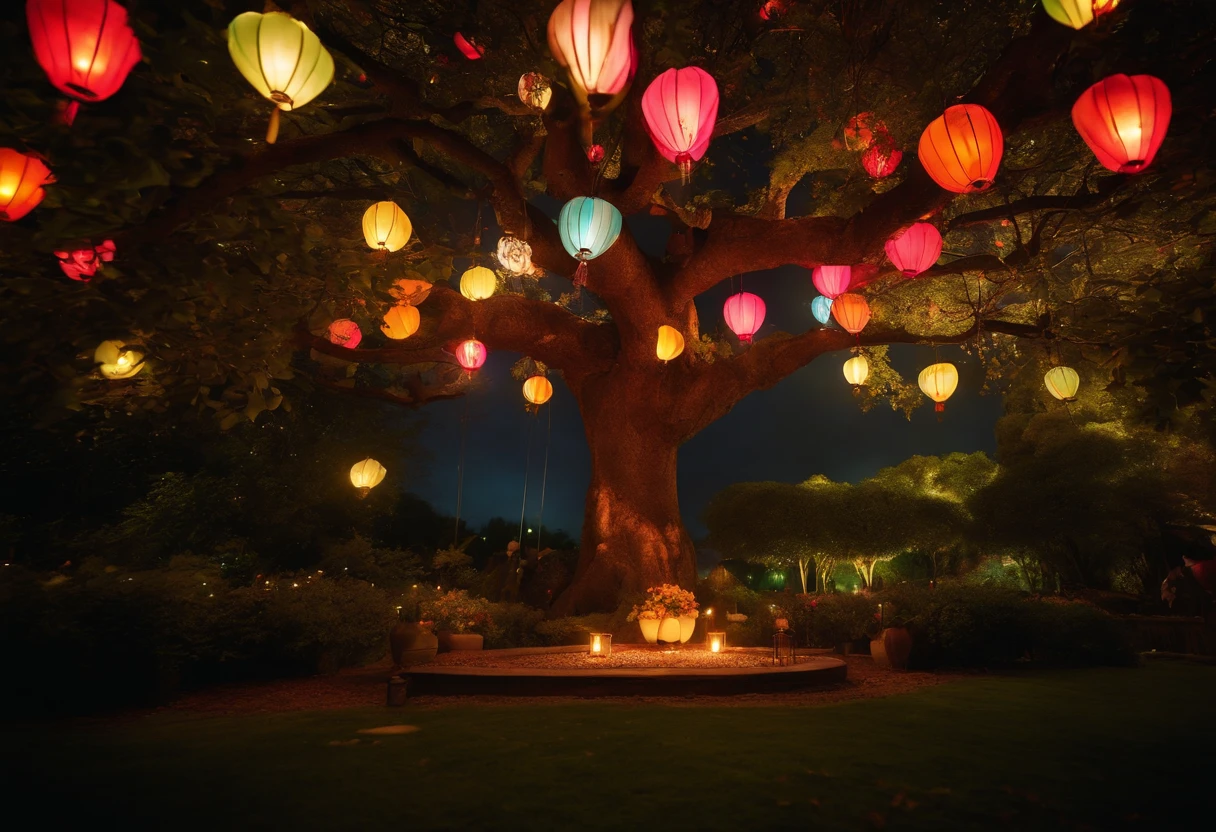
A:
[{"xmin": 2, "ymin": 1, "xmax": 1214, "ymax": 612}]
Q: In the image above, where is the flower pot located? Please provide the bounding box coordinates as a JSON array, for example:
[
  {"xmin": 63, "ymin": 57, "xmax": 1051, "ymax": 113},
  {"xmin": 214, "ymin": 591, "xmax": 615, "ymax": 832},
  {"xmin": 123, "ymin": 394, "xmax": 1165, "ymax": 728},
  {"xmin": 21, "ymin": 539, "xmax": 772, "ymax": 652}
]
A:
[
  {"xmin": 657, "ymin": 617, "xmax": 682, "ymax": 644},
  {"xmin": 870, "ymin": 627, "xmax": 912, "ymax": 670},
  {"xmin": 391, "ymin": 622, "xmax": 439, "ymax": 667},
  {"xmin": 639, "ymin": 618, "xmax": 661, "ymax": 644},
  {"xmin": 446, "ymin": 633, "xmax": 484, "ymax": 652},
  {"xmin": 678, "ymin": 615, "xmax": 697, "ymax": 643}
]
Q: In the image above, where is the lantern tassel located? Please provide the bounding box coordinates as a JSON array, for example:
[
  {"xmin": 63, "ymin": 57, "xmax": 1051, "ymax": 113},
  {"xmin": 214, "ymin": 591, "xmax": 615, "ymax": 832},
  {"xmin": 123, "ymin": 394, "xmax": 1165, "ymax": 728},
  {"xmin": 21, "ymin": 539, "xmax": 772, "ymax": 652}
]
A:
[
  {"xmin": 57, "ymin": 100, "xmax": 80, "ymax": 127},
  {"xmin": 677, "ymin": 153, "xmax": 693, "ymax": 185},
  {"xmin": 267, "ymin": 107, "xmax": 281, "ymax": 144},
  {"xmin": 573, "ymin": 253, "xmax": 590, "ymax": 289}
]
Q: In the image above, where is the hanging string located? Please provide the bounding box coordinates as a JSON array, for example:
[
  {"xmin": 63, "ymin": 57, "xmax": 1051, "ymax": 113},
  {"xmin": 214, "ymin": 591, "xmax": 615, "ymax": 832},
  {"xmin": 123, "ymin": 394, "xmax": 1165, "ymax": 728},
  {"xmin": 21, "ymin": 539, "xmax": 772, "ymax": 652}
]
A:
[
  {"xmin": 517, "ymin": 408, "xmax": 539, "ymax": 547},
  {"xmin": 535, "ymin": 396, "xmax": 553, "ymax": 554},
  {"xmin": 453, "ymin": 394, "xmax": 470, "ymax": 548}
]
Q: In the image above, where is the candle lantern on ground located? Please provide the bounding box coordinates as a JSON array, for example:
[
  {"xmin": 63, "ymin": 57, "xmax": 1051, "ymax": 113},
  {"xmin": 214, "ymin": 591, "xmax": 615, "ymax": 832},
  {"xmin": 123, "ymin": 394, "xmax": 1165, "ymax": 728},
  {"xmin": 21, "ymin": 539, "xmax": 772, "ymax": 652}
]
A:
[
  {"xmin": 772, "ymin": 629, "xmax": 795, "ymax": 667},
  {"xmin": 589, "ymin": 633, "xmax": 612, "ymax": 657},
  {"xmin": 708, "ymin": 632, "xmax": 726, "ymax": 653}
]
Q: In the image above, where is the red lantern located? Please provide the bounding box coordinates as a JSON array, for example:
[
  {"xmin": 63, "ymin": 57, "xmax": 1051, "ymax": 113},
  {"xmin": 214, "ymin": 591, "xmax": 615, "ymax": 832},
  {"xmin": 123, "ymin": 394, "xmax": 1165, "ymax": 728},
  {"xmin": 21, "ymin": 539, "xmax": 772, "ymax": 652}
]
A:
[
  {"xmin": 844, "ymin": 112, "xmax": 880, "ymax": 152},
  {"xmin": 26, "ymin": 0, "xmax": 142, "ymax": 124},
  {"xmin": 812, "ymin": 265, "xmax": 852, "ymax": 300},
  {"xmin": 641, "ymin": 66, "xmax": 720, "ymax": 182},
  {"xmin": 453, "ymin": 32, "xmax": 484, "ymax": 60},
  {"xmin": 0, "ymin": 149, "xmax": 53, "ymax": 222},
  {"xmin": 327, "ymin": 319, "xmax": 362, "ymax": 349},
  {"xmin": 723, "ymin": 292, "xmax": 766, "ymax": 344},
  {"xmin": 55, "ymin": 239, "xmax": 115, "ymax": 281},
  {"xmin": 759, "ymin": 0, "xmax": 787, "ymax": 22},
  {"xmin": 862, "ymin": 144, "xmax": 902, "ymax": 179},
  {"xmin": 831, "ymin": 293, "xmax": 871, "ymax": 335},
  {"xmin": 586, "ymin": 144, "xmax": 605, "ymax": 165},
  {"xmin": 885, "ymin": 223, "xmax": 942, "ymax": 278},
  {"xmin": 1071, "ymin": 74, "xmax": 1171, "ymax": 175},
  {"xmin": 918, "ymin": 104, "xmax": 1003, "ymax": 193},
  {"xmin": 455, "ymin": 338, "xmax": 487, "ymax": 371}
]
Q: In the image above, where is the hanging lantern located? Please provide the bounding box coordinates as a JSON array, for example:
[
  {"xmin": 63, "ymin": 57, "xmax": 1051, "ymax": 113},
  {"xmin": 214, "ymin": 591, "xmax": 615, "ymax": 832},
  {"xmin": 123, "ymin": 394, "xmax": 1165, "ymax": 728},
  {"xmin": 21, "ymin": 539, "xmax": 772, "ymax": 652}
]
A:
[
  {"xmin": 918, "ymin": 104, "xmax": 1003, "ymax": 194},
  {"xmin": 831, "ymin": 293, "xmax": 871, "ymax": 336},
  {"xmin": 381, "ymin": 305, "xmax": 420, "ymax": 340},
  {"xmin": 459, "ymin": 266, "xmax": 497, "ymax": 301},
  {"xmin": 523, "ymin": 375, "xmax": 553, "ymax": 406},
  {"xmin": 227, "ymin": 11, "xmax": 335, "ymax": 144},
  {"xmin": 497, "ymin": 236, "xmax": 533, "ymax": 275},
  {"xmin": 558, "ymin": 196, "xmax": 622, "ymax": 288},
  {"xmin": 885, "ymin": 223, "xmax": 942, "ymax": 278},
  {"xmin": 861, "ymin": 144, "xmax": 902, "ymax": 179},
  {"xmin": 26, "ymin": 0, "xmax": 142, "ymax": 125},
  {"xmin": 518, "ymin": 72, "xmax": 552, "ymax": 110},
  {"xmin": 1042, "ymin": 0, "xmax": 1120, "ymax": 29},
  {"xmin": 843, "ymin": 355, "xmax": 869, "ymax": 388},
  {"xmin": 843, "ymin": 113, "xmax": 879, "ymax": 152},
  {"xmin": 455, "ymin": 339, "xmax": 487, "ymax": 372},
  {"xmin": 723, "ymin": 292, "xmax": 766, "ymax": 344},
  {"xmin": 0, "ymin": 149, "xmax": 53, "ymax": 222},
  {"xmin": 56, "ymin": 239, "xmax": 114, "ymax": 281},
  {"xmin": 918, "ymin": 362, "xmax": 959, "ymax": 413},
  {"xmin": 1044, "ymin": 366, "xmax": 1080, "ymax": 402},
  {"xmin": 656, "ymin": 325, "xmax": 685, "ymax": 362},
  {"xmin": 641, "ymin": 66, "xmax": 720, "ymax": 183},
  {"xmin": 350, "ymin": 458, "xmax": 386, "ymax": 498},
  {"xmin": 586, "ymin": 144, "xmax": 606, "ymax": 165},
  {"xmin": 812, "ymin": 265, "xmax": 852, "ymax": 300},
  {"xmin": 328, "ymin": 319, "xmax": 362, "ymax": 349},
  {"xmin": 1071, "ymin": 74, "xmax": 1171, "ymax": 175},
  {"xmin": 811, "ymin": 296, "xmax": 834, "ymax": 326},
  {"xmin": 547, "ymin": 0, "xmax": 635, "ymax": 111},
  {"xmin": 94, "ymin": 339, "xmax": 144, "ymax": 380},
  {"xmin": 362, "ymin": 201, "xmax": 412, "ymax": 253},
  {"xmin": 390, "ymin": 278, "xmax": 432, "ymax": 306},
  {"xmin": 453, "ymin": 32, "xmax": 484, "ymax": 60}
]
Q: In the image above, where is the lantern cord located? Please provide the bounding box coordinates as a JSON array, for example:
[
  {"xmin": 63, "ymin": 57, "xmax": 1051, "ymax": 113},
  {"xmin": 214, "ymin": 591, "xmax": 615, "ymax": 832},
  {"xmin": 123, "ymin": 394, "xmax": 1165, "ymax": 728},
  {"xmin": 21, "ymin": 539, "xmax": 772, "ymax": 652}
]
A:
[
  {"xmin": 517, "ymin": 408, "xmax": 538, "ymax": 548},
  {"xmin": 267, "ymin": 107, "xmax": 281, "ymax": 144},
  {"xmin": 535, "ymin": 398, "xmax": 553, "ymax": 554},
  {"xmin": 453, "ymin": 394, "xmax": 470, "ymax": 548}
]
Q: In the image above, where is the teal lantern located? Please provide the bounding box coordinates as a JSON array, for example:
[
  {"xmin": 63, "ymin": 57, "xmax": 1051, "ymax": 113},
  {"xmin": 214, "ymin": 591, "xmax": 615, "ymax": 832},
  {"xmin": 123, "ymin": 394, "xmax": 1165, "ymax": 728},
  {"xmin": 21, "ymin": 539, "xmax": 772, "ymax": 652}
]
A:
[
  {"xmin": 811, "ymin": 296, "xmax": 834, "ymax": 326},
  {"xmin": 558, "ymin": 196, "xmax": 622, "ymax": 288}
]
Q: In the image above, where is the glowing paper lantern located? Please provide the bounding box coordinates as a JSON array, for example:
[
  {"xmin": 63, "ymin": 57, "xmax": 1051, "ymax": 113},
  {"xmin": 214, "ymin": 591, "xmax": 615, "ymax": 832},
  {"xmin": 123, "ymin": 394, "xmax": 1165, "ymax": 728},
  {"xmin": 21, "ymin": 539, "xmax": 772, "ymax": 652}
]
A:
[
  {"xmin": 843, "ymin": 355, "xmax": 869, "ymax": 387},
  {"xmin": 641, "ymin": 66, "xmax": 720, "ymax": 182},
  {"xmin": 328, "ymin": 319, "xmax": 362, "ymax": 349},
  {"xmin": 94, "ymin": 340, "xmax": 144, "ymax": 380},
  {"xmin": 656, "ymin": 325, "xmax": 685, "ymax": 362},
  {"xmin": 919, "ymin": 104, "xmax": 1003, "ymax": 193},
  {"xmin": 918, "ymin": 362, "xmax": 959, "ymax": 413},
  {"xmin": 459, "ymin": 266, "xmax": 497, "ymax": 301},
  {"xmin": 350, "ymin": 458, "xmax": 386, "ymax": 498},
  {"xmin": 812, "ymin": 265, "xmax": 852, "ymax": 300},
  {"xmin": 558, "ymin": 196, "xmax": 622, "ymax": 287},
  {"xmin": 861, "ymin": 144, "xmax": 902, "ymax": 179},
  {"xmin": 523, "ymin": 375, "xmax": 553, "ymax": 406},
  {"xmin": 586, "ymin": 144, "xmax": 605, "ymax": 165},
  {"xmin": 362, "ymin": 201, "xmax": 412, "ymax": 253},
  {"xmin": 227, "ymin": 11, "xmax": 334, "ymax": 143},
  {"xmin": 811, "ymin": 296, "xmax": 834, "ymax": 326},
  {"xmin": 1042, "ymin": 0, "xmax": 1120, "ymax": 29},
  {"xmin": 723, "ymin": 292, "xmax": 766, "ymax": 344},
  {"xmin": 455, "ymin": 339, "xmax": 487, "ymax": 371},
  {"xmin": 55, "ymin": 239, "xmax": 115, "ymax": 281},
  {"xmin": 1044, "ymin": 366, "xmax": 1080, "ymax": 402},
  {"xmin": 885, "ymin": 223, "xmax": 942, "ymax": 278},
  {"xmin": 381, "ymin": 305, "xmax": 420, "ymax": 340},
  {"xmin": 547, "ymin": 0, "xmax": 635, "ymax": 108},
  {"xmin": 0, "ymin": 149, "xmax": 53, "ymax": 222},
  {"xmin": 831, "ymin": 293, "xmax": 871, "ymax": 336},
  {"xmin": 518, "ymin": 72, "xmax": 552, "ymax": 110},
  {"xmin": 453, "ymin": 32, "xmax": 484, "ymax": 60},
  {"xmin": 1071, "ymin": 74, "xmax": 1171, "ymax": 174},
  {"xmin": 497, "ymin": 236, "xmax": 533, "ymax": 275}
]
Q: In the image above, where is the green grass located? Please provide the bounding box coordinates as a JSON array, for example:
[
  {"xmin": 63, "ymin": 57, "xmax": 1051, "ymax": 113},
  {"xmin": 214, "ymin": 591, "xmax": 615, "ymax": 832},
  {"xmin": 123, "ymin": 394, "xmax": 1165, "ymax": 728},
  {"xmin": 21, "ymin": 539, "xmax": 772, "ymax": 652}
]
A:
[{"xmin": 5, "ymin": 663, "xmax": 1212, "ymax": 830}]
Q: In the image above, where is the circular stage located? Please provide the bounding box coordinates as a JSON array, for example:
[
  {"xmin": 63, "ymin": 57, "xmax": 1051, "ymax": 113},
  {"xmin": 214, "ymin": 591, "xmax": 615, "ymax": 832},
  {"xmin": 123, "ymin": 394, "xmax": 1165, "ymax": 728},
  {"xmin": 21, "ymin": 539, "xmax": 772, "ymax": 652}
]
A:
[{"xmin": 402, "ymin": 645, "xmax": 847, "ymax": 697}]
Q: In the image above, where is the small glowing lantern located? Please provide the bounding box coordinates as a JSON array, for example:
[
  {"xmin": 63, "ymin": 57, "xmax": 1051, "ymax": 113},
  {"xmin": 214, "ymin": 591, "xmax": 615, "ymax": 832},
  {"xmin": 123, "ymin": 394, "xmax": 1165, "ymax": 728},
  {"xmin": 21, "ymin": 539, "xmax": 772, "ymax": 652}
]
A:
[
  {"xmin": 518, "ymin": 73, "xmax": 552, "ymax": 110},
  {"xmin": 812, "ymin": 265, "xmax": 852, "ymax": 300},
  {"xmin": 843, "ymin": 355, "xmax": 869, "ymax": 387},
  {"xmin": 656, "ymin": 325, "xmax": 685, "ymax": 362},
  {"xmin": 919, "ymin": 362, "xmax": 959, "ymax": 413},
  {"xmin": 350, "ymin": 457, "xmax": 386, "ymax": 498},
  {"xmin": 459, "ymin": 266, "xmax": 497, "ymax": 301},
  {"xmin": 589, "ymin": 633, "xmax": 612, "ymax": 657},
  {"xmin": 772, "ymin": 630, "xmax": 795, "ymax": 666},
  {"xmin": 56, "ymin": 239, "xmax": 115, "ymax": 281},
  {"xmin": 1071, "ymin": 74, "xmax": 1171, "ymax": 174},
  {"xmin": 831, "ymin": 293, "xmax": 871, "ymax": 336},
  {"xmin": 586, "ymin": 144, "xmax": 605, "ymax": 165},
  {"xmin": 328, "ymin": 319, "xmax": 362, "ymax": 349},
  {"xmin": 26, "ymin": 0, "xmax": 142, "ymax": 124},
  {"xmin": 885, "ymin": 223, "xmax": 942, "ymax": 278},
  {"xmin": 0, "ymin": 149, "xmax": 53, "ymax": 222},
  {"xmin": 453, "ymin": 32, "xmax": 484, "ymax": 60},
  {"xmin": 362, "ymin": 201, "xmax": 412, "ymax": 253},
  {"xmin": 919, "ymin": 104, "xmax": 1004, "ymax": 193},
  {"xmin": 723, "ymin": 292, "xmax": 766, "ymax": 344},
  {"xmin": 381, "ymin": 305, "xmax": 420, "ymax": 340},
  {"xmin": 1044, "ymin": 366, "xmax": 1080, "ymax": 402},
  {"xmin": 497, "ymin": 236, "xmax": 533, "ymax": 275},
  {"xmin": 455, "ymin": 339, "xmax": 487, "ymax": 372},
  {"xmin": 1042, "ymin": 0, "xmax": 1120, "ymax": 29},
  {"xmin": 523, "ymin": 375, "xmax": 553, "ymax": 406},
  {"xmin": 641, "ymin": 66, "xmax": 720, "ymax": 183},
  {"xmin": 94, "ymin": 339, "xmax": 143, "ymax": 380},
  {"xmin": 558, "ymin": 196, "xmax": 622, "ymax": 288},
  {"xmin": 861, "ymin": 144, "xmax": 902, "ymax": 179},
  {"xmin": 811, "ymin": 296, "xmax": 834, "ymax": 326},
  {"xmin": 547, "ymin": 0, "xmax": 635, "ymax": 109},
  {"xmin": 707, "ymin": 632, "xmax": 726, "ymax": 653}
]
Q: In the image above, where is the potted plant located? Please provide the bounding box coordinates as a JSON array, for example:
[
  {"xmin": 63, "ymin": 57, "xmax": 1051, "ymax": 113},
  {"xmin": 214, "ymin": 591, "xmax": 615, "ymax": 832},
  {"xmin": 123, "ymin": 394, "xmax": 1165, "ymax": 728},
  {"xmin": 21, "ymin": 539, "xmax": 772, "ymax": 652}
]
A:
[
  {"xmin": 389, "ymin": 603, "xmax": 439, "ymax": 668},
  {"xmin": 869, "ymin": 603, "xmax": 913, "ymax": 670},
  {"xmin": 627, "ymin": 584, "xmax": 699, "ymax": 644},
  {"xmin": 422, "ymin": 589, "xmax": 494, "ymax": 652}
]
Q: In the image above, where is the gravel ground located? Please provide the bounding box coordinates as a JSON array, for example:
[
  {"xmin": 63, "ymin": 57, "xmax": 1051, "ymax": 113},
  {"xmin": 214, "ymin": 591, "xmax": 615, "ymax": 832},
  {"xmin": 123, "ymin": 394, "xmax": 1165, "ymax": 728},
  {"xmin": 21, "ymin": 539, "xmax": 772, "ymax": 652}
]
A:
[{"xmin": 429, "ymin": 644, "xmax": 811, "ymax": 669}]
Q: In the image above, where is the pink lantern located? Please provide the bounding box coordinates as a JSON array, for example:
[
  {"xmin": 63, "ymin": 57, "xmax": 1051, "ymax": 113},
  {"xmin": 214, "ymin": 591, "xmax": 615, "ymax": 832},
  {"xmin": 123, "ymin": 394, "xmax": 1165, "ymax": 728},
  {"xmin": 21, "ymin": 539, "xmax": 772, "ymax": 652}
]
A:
[
  {"xmin": 723, "ymin": 292, "xmax": 766, "ymax": 344},
  {"xmin": 862, "ymin": 144, "xmax": 902, "ymax": 179},
  {"xmin": 586, "ymin": 144, "xmax": 605, "ymax": 164},
  {"xmin": 641, "ymin": 66, "xmax": 719, "ymax": 182},
  {"xmin": 885, "ymin": 223, "xmax": 942, "ymax": 278},
  {"xmin": 453, "ymin": 32, "xmax": 484, "ymax": 60},
  {"xmin": 328, "ymin": 319, "xmax": 362, "ymax": 349},
  {"xmin": 547, "ymin": 0, "xmax": 635, "ymax": 102},
  {"xmin": 812, "ymin": 265, "xmax": 852, "ymax": 299},
  {"xmin": 55, "ymin": 239, "xmax": 115, "ymax": 281},
  {"xmin": 455, "ymin": 338, "xmax": 487, "ymax": 371}
]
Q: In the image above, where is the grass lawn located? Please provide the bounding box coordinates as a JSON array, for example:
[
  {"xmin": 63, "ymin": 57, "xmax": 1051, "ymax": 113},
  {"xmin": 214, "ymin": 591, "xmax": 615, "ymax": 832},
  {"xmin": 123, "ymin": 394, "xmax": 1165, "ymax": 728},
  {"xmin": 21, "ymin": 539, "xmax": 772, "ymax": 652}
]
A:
[{"xmin": 5, "ymin": 662, "xmax": 1212, "ymax": 830}]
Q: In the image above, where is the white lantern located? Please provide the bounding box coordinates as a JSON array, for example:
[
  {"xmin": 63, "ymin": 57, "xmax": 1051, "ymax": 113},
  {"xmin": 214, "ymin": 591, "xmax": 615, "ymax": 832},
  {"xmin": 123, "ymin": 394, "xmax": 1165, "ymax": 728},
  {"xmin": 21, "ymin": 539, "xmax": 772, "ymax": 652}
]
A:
[
  {"xmin": 1044, "ymin": 366, "xmax": 1080, "ymax": 402},
  {"xmin": 350, "ymin": 458, "xmax": 387, "ymax": 498}
]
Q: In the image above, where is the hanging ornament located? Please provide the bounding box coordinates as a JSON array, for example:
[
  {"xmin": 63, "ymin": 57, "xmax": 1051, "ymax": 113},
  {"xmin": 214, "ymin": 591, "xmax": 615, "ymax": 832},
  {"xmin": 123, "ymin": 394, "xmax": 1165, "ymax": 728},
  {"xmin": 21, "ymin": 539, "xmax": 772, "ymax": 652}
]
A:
[
  {"xmin": 843, "ymin": 113, "xmax": 880, "ymax": 152},
  {"xmin": 460, "ymin": 266, "xmax": 497, "ymax": 301},
  {"xmin": 0, "ymin": 149, "xmax": 53, "ymax": 222},
  {"xmin": 558, "ymin": 196, "xmax": 622, "ymax": 288},
  {"xmin": 812, "ymin": 265, "xmax": 852, "ymax": 300},
  {"xmin": 455, "ymin": 339, "xmax": 487, "ymax": 372},
  {"xmin": 586, "ymin": 144, "xmax": 606, "ymax": 165},
  {"xmin": 547, "ymin": 0, "xmax": 635, "ymax": 113},
  {"xmin": 523, "ymin": 375, "xmax": 553, "ymax": 406},
  {"xmin": 919, "ymin": 104, "xmax": 1003, "ymax": 194},
  {"xmin": 811, "ymin": 296, "xmax": 834, "ymax": 326},
  {"xmin": 843, "ymin": 355, "xmax": 869, "ymax": 388},
  {"xmin": 723, "ymin": 292, "xmax": 766, "ymax": 344},
  {"xmin": 227, "ymin": 11, "xmax": 335, "ymax": 144},
  {"xmin": 381, "ymin": 305, "xmax": 420, "ymax": 340},
  {"xmin": 94, "ymin": 339, "xmax": 144, "ymax": 380},
  {"xmin": 831, "ymin": 293, "xmax": 871, "ymax": 336},
  {"xmin": 656, "ymin": 325, "xmax": 685, "ymax": 362},
  {"xmin": 861, "ymin": 144, "xmax": 902, "ymax": 179},
  {"xmin": 26, "ymin": 0, "xmax": 142, "ymax": 126},
  {"xmin": 518, "ymin": 73, "xmax": 552, "ymax": 110},
  {"xmin": 1071, "ymin": 74, "xmax": 1171, "ymax": 174},
  {"xmin": 759, "ymin": 1, "xmax": 788, "ymax": 22},
  {"xmin": 350, "ymin": 458, "xmax": 386, "ymax": 498},
  {"xmin": 327, "ymin": 319, "xmax": 362, "ymax": 349},
  {"xmin": 453, "ymin": 32, "xmax": 484, "ymax": 60},
  {"xmin": 919, "ymin": 362, "xmax": 959, "ymax": 413},
  {"xmin": 885, "ymin": 223, "xmax": 943, "ymax": 278},
  {"xmin": 1044, "ymin": 366, "xmax": 1080, "ymax": 402},
  {"xmin": 362, "ymin": 201, "xmax": 412, "ymax": 252},
  {"xmin": 1042, "ymin": 0, "xmax": 1120, "ymax": 29},
  {"xmin": 497, "ymin": 236, "xmax": 533, "ymax": 275},
  {"xmin": 390, "ymin": 278, "xmax": 432, "ymax": 306},
  {"xmin": 55, "ymin": 239, "xmax": 115, "ymax": 281},
  {"xmin": 641, "ymin": 66, "xmax": 720, "ymax": 184}
]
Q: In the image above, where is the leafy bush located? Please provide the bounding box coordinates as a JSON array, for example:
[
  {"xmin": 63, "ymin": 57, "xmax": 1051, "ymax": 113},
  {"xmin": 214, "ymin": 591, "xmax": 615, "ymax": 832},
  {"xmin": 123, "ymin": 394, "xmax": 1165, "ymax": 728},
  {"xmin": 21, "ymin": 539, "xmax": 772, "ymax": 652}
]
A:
[
  {"xmin": 798, "ymin": 593, "xmax": 877, "ymax": 647},
  {"xmin": 420, "ymin": 589, "xmax": 495, "ymax": 634}
]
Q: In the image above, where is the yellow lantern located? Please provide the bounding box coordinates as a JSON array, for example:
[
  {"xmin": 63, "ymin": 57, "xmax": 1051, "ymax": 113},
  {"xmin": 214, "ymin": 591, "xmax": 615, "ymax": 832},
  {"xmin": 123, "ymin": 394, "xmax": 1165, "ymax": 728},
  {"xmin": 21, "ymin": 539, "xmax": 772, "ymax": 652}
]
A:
[
  {"xmin": 518, "ymin": 72, "xmax": 552, "ymax": 110},
  {"xmin": 1044, "ymin": 366, "xmax": 1080, "ymax": 402},
  {"xmin": 459, "ymin": 266, "xmax": 497, "ymax": 301},
  {"xmin": 1042, "ymin": 0, "xmax": 1120, "ymax": 30},
  {"xmin": 227, "ymin": 12, "xmax": 335, "ymax": 143},
  {"xmin": 381, "ymin": 305, "xmax": 420, "ymax": 340},
  {"xmin": 843, "ymin": 355, "xmax": 869, "ymax": 387},
  {"xmin": 94, "ymin": 340, "xmax": 144, "ymax": 380},
  {"xmin": 918, "ymin": 362, "xmax": 959, "ymax": 413},
  {"xmin": 656, "ymin": 325, "xmax": 685, "ymax": 362},
  {"xmin": 362, "ymin": 201, "xmax": 412, "ymax": 252},
  {"xmin": 523, "ymin": 375, "xmax": 554, "ymax": 407},
  {"xmin": 350, "ymin": 458, "xmax": 386, "ymax": 498}
]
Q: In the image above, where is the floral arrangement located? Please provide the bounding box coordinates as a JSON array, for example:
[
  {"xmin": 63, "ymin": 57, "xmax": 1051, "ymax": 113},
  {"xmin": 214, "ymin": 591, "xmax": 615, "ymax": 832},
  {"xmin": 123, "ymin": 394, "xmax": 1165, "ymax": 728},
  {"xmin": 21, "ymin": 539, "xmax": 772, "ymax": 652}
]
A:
[
  {"xmin": 627, "ymin": 584, "xmax": 699, "ymax": 622},
  {"xmin": 420, "ymin": 589, "xmax": 494, "ymax": 634}
]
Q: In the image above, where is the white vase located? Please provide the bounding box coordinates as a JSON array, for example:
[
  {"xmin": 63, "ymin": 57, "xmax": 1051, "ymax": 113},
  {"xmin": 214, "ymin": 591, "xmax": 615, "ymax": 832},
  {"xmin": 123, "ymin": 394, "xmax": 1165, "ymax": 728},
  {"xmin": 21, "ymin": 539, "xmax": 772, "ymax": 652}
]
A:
[
  {"xmin": 639, "ymin": 618, "xmax": 660, "ymax": 644},
  {"xmin": 678, "ymin": 615, "xmax": 696, "ymax": 643},
  {"xmin": 657, "ymin": 617, "xmax": 682, "ymax": 643}
]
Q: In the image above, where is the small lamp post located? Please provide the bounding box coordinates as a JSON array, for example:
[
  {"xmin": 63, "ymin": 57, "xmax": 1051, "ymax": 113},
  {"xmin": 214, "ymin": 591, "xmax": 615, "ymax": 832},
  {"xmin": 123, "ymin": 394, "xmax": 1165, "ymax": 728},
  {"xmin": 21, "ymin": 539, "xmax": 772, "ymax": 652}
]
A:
[
  {"xmin": 589, "ymin": 633, "xmax": 612, "ymax": 657},
  {"xmin": 773, "ymin": 618, "xmax": 795, "ymax": 666}
]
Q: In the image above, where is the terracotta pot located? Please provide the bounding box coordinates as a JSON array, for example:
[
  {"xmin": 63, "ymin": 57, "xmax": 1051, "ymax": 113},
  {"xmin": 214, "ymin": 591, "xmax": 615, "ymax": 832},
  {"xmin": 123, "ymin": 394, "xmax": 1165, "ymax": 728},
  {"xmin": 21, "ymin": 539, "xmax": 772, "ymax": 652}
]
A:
[
  {"xmin": 639, "ymin": 618, "xmax": 661, "ymax": 644},
  {"xmin": 390, "ymin": 622, "xmax": 439, "ymax": 667},
  {"xmin": 870, "ymin": 627, "xmax": 912, "ymax": 670},
  {"xmin": 657, "ymin": 617, "xmax": 682, "ymax": 643},
  {"xmin": 678, "ymin": 615, "xmax": 697, "ymax": 643},
  {"xmin": 446, "ymin": 633, "xmax": 484, "ymax": 651}
]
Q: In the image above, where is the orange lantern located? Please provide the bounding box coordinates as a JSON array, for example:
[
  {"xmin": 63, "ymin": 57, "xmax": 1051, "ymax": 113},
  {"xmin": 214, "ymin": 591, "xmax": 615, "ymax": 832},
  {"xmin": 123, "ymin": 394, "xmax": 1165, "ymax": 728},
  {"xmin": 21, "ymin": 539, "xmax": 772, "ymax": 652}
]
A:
[
  {"xmin": 381, "ymin": 305, "xmax": 420, "ymax": 340},
  {"xmin": 523, "ymin": 375, "xmax": 553, "ymax": 406},
  {"xmin": 0, "ymin": 149, "xmax": 53, "ymax": 222},
  {"xmin": 830, "ymin": 293, "xmax": 871, "ymax": 336},
  {"xmin": 327, "ymin": 319, "xmax": 362, "ymax": 349},
  {"xmin": 656, "ymin": 325, "xmax": 685, "ymax": 362},
  {"xmin": 1071, "ymin": 74, "xmax": 1171, "ymax": 174},
  {"xmin": 918, "ymin": 104, "xmax": 1003, "ymax": 193}
]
